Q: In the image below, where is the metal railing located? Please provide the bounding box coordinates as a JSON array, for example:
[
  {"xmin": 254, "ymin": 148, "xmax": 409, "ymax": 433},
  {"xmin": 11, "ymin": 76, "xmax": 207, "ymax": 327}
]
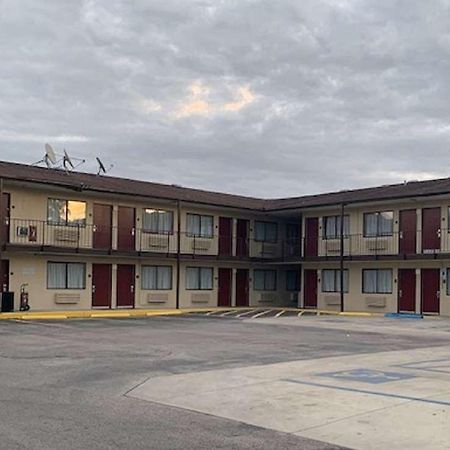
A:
[
  {"xmin": 5, "ymin": 219, "xmax": 450, "ymax": 261},
  {"xmin": 287, "ymin": 230, "xmax": 449, "ymax": 260},
  {"xmin": 2, "ymin": 219, "xmax": 284, "ymax": 259}
]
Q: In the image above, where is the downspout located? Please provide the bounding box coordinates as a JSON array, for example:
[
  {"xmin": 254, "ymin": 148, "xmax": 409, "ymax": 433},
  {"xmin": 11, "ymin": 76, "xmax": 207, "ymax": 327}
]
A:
[
  {"xmin": 340, "ymin": 202, "xmax": 345, "ymax": 312},
  {"xmin": 176, "ymin": 200, "xmax": 181, "ymax": 309}
]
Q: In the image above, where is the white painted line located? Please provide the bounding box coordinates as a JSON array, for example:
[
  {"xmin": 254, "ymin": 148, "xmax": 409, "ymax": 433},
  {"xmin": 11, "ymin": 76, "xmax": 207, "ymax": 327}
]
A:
[
  {"xmin": 236, "ymin": 309, "xmax": 257, "ymax": 318},
  {"xmin": 297, "ymin": 311, "xmax": 304, "ymax": 317},
  {"xmin": 220, "ymin": 310, "xmax": 239, "ymax": 317},
  {"xmin": 250, "ymin": 309, "xmax": 274, "ymax": 319},
  {"xmin": 206, "ymin": 310, "xmax": 222, "ymax": 316},
  {"xmin": 12, "ymin": 319, "xmax": 72, "ymax": 328},
  {"xmin": 275, "ymin": 310, "xmax": 285, "ymax": 318}
]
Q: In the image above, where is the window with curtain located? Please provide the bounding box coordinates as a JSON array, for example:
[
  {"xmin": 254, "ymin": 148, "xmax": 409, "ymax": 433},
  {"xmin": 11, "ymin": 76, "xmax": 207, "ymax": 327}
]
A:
[
  {"xmin": 286, "ymin": 270, "xmax": 300, "ymax": 291},
  {"xmin": 254, "ymin": 221, "xmax": 278, "ymax": 242},
  {"xmin": 253, "ymin": 269, "xmax": 277, "ymax": 291},
  {"xmin": 186, "ymin": 214, "xmax": 213, "ymax": 238},
  {"xmin": 323, "ymin": 215, "xmax": 350, "ymax": 239},
  {"xmin": 47, "ymin": 199, "xmax": 86, "ymax": 226},
  {"xmin": 47, "ymin": 262, "xmax": 86, "ymax": 289},
  {"xmin": 141, "ymin": 266, "xmax": 172, "ymax": 290},
  {"xmin": 363, "ymin": 211, "xmax": 393, "ymax": 237},
  {"xmin": 321, "ymin": 269, "xmax": 349, "ymax": 293},
  {"xmin": 142, "ymin": 209, "xmax": 173, "ymax": 234},
  {"xmin": 186, "ymin": 267, "xmax": 213, "ymax": 290},
  {"xmin": 362, "ymin": 269, "xmax": 392, "ymax": 293}
]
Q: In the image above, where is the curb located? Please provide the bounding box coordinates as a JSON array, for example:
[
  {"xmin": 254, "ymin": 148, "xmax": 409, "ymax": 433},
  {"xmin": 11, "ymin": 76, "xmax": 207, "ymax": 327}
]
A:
[{"xmin": 0, "ymin": 307, "xmax": 382, "ymax": 321}]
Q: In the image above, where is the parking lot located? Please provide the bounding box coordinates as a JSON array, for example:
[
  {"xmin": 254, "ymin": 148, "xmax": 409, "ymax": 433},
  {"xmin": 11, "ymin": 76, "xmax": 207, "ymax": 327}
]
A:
[{"xmin": 1, "ymin": 314, "xmax": 450, "ymax": 449}]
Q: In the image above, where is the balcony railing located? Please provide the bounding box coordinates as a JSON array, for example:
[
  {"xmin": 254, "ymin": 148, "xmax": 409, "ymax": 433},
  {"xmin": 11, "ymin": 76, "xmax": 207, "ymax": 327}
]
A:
[
  {"xmin": 2, "ymin": 219, "xmax": 291, "ymax": 259},
  {"xmin": 296, "ymin": 230, "xmax": 450, "ymax": 260},
  {"xmin": 5, "ymin": 219, "xmax": 450, "ymax": 261}
]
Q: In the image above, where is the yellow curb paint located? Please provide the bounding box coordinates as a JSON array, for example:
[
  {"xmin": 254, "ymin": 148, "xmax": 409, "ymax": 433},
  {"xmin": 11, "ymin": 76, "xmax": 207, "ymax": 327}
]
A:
[{"xmin": 0, "ymin": 307, "xmax": 381, "ymax": 321}]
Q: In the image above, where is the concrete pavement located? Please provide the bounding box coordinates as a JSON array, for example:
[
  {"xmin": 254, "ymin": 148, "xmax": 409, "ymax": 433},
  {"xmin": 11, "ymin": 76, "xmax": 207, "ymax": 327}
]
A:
[{"xmin": 2, "ymin": 315, "xmax": 450, "ymax": 449}]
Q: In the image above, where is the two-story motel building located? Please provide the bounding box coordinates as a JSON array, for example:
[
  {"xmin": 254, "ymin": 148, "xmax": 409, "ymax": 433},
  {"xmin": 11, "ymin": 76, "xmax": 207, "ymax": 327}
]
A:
[{"xmin": 1, "ymin": 160, "xmax": 450, "ymax": 316}]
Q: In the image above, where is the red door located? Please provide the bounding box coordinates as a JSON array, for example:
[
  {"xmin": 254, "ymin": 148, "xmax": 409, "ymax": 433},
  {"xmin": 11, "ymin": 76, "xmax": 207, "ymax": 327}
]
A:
[
  {"xmin": 235, "ymin": 269, "xmax": 249, "ymax": 306},
  {"xmin": 1, "ymin": 260, "xmax": 9, "ymax": 292},
  {"xmin": 93, "ymin": 204, "xmax": 112, "ymax": 250},
  {"xmin": 422, "ymin": 208, "xmax": 441, "ymax": 252},
  {"xmin": 421, "ymin": 268, "xmax": 440, "ymax": 314},
  {"xmin": 236, "ymin": 219, "xmax": 249, "ymax": 257},
  {"xmin": 304, "ymin": 218, "xmax": 319, "ymax": 257},
  {"xmin": 0, "ymin": 193, "xmax": 10, "ymax": 246},
  {"xmin": 399, "ymin": 209, "xmax": 416, "ymax": 254},
  {"xmin": 304, "ymin": 269, "xmax": 317, "ymax": 308},
  {"xmin": 218, "ymin": 268, "xmax": 232, "ymax": 307},
  {"xmin": 398, "ymin": 269, "xmax": 416, "ymax": 312},
  {"xmin": 116, "ymin": 264, "xmax": 135, "ymax": 308},
  {"xmin": 219, "ymin": 217, "xmax": 232, "ymax": 256},
  {"xmin": 118, "ymin": 207, "xmax": 135, "ymax": 251},
  {"xmin": 92, "ymin": 264, "xmax": 112, "ymax": 308}
]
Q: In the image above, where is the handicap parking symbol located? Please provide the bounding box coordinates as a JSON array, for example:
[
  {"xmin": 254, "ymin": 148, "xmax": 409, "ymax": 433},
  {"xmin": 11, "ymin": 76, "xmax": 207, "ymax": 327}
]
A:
[{"xmin": 318, "ymin": 368, "xmax": 415, "ymax": 384}]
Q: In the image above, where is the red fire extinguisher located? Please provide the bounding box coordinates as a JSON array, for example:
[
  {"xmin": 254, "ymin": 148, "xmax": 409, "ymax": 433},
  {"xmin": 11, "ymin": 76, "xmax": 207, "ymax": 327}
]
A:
[{"xmin": 20, "ymin": 283, "xmax": 30, "ymax": 311}]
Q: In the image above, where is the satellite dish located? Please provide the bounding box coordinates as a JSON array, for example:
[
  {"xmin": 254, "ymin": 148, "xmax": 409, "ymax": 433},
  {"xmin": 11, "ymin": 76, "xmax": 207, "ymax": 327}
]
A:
[
  {"xmin": 45, "ymin": 143, "xmax": 57, "ymax": 165},
  {"xmin": 63, "ymin": 150, "xmax": 74, "ymax": 170},
  {"xmin": 96, "ymin": 157, "xmax": 106, "ymax": 175}
]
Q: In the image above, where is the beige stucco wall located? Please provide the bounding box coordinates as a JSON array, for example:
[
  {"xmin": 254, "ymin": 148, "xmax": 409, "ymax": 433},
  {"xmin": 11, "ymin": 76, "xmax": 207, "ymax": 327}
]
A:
[
  {"xmin": 302, "ymin": 197, "xmax": 450, "ymax": 257},
  {"xmin": 302, "ymin": 260, "xmax": 450, "ymax": 316},
  {"xmin": 5, "ymin": 254, "xmax": 178, "ymax": 311},
  {"xmin": 5, "ymin": 184, "xmax": 295, "ymax": 260},
  {"xmin": 3, "ymin": 252, "xmax": 298, "ymax": 311}
]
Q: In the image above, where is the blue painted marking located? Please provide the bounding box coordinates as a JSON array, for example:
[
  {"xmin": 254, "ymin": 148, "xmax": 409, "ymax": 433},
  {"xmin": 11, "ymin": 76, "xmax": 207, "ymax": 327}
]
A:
[
  {"xmin": 282, "ymin": 379, "xmax": 450, "ymax": 407},
  {"xmin": 385, "ymin": 313, "xmax": 423, "ymax": 319},
  {"xmin": 318, "ymin": 368, "xmax": 415, "ymax": 384},
  {"xmin": 395, "ymin": 356, "xmax": 450, "ymax": 374}
]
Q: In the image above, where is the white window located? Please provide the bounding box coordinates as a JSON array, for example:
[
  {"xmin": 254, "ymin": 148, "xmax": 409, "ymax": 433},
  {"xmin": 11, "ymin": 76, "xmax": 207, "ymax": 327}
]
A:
[
  {"xmin": 322, "ymin": 269, "xmax": 349, "ymax": 293},
  {"xmin": 363, "ymin": 212, "xmax": 393, "ymax": 237},
  {"xmin": 48, "ymin": 199, "xmax": 86, "ymax": 226},
  {"xmin": 186, "ymin": 267, "xmax": 213, "ymax": 290},
  {"xmin": 254, "ymin": 221, "xmax": 277, "ymax": 242},
  {"xmin": 286, "ymin": 270, "xmax": 300, "ymax": 291},
  {"xmin": 323, "ymin": 216, "xmax": 350, "ymax": 239},
  {"xmin": 141, "ymin": 266, "xmax": 172, "ymax": 290},
  {"xmin": 254, "ymin": 269, "xmax": 277, "ymax": 291},
  {"xmin": 362, "ymin": 269, "xmax": 392, "ymax": 294},
  {"xmin": 143, "ymin": 209, "xmax": 173, "ymax": 234},
  {"xmin": 186, "ymin": 214, "xmax": 213, "ymax": 238},
  {"xmin": 47, "ymin": 262, "xmax": 86, "ymax": 289}
]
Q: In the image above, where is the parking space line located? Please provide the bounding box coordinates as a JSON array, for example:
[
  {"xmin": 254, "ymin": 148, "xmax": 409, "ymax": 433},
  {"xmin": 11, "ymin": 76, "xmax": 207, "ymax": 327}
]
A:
[
  {"xmin": 205, "ymin": 310, "xmax": 223, "ymax": 316},
  {"xmin": 250, "ymin": 309, "xmax": 274, "ymax": 319},
  {"xmin": 275, "ymin": 310, "xmax": 285, "ymax": 318},
  {"xmin": 236, "ymin": 309, "xmax": 258, "ymax": 318},
  {"xmin": 220, "ymin": 310, "xmax": 239, "ymax": 317}
]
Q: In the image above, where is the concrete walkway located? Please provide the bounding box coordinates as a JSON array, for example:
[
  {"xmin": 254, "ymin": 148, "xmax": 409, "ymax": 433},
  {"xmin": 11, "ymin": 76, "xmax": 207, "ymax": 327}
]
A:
[{"xmin": 129, "ymin": 341, "xmax": 450, "ymax": 449}]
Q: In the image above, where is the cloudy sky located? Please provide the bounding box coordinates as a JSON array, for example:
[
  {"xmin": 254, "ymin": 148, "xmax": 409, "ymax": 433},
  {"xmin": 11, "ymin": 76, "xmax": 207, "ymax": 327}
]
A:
[{"xmin": 1, "ymin": 0, "xmax": 450, "ymax": 198}]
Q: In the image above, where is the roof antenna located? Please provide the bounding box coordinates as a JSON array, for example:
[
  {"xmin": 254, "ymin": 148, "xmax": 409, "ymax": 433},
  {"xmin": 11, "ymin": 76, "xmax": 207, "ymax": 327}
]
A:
[
  {"xmin": 96, "ymin": 157, "xmax": 113, "ymax": 175},
  {"xmin": 32, "ymin": 144, "xmax": 85, "ymax": 171},
  {"xmin": 33, "ymin": 143, "xmax": 59, "ymax": 168},
  {"xmin": 63, "ymin": 149, "xmax": 74, "ymax": 171}
]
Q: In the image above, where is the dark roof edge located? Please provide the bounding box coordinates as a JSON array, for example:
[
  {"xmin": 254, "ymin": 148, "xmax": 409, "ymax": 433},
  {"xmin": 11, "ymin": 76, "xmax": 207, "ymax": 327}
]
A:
[{"xmin": 2, "ymin": 160, "xmax": 450, "ymax": 212}]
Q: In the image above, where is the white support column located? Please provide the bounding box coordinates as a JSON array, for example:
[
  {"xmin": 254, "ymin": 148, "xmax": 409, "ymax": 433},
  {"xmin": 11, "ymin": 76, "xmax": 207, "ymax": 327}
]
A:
[
  {"xmin": 111, "ymin": 263, "xmax": 117, "ymax": 309},
  {"xmin": 416, "ymin": 208, "xmax": 421, "ymax": 254},
  {"xmin": 415, "ymin": 268, "xmax": 421, "ymax": 313}
]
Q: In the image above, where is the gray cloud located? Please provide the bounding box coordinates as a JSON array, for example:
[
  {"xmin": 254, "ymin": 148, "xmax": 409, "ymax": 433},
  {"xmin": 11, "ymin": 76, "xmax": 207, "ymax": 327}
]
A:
[{"xmin": 1, "ymin": 0, "xmax": 450, "ymax": 198}]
